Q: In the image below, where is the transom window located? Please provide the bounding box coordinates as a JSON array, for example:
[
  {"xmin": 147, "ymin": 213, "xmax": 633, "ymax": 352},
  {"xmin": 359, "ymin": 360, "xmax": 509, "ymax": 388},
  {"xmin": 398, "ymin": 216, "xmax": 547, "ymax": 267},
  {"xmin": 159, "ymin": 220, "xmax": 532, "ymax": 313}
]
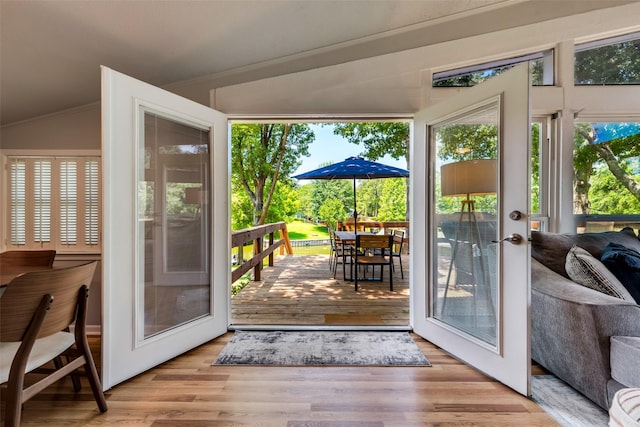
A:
[
  {"xmin": 432, "ymin": 50, "xmax": 554, "ymax": 87},
  {"xmin": 575, "ymin": 32, "xmax": 640, "ymax": 85}
]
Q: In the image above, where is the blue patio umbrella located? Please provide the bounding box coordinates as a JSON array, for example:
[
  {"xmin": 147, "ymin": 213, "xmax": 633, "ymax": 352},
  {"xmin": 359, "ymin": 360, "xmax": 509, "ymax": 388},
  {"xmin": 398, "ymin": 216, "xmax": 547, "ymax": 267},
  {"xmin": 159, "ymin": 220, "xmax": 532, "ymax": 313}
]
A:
[
  {"xmin": 293, "ymin": 156, "xmax": 409, "ymax": 230},
  {"xmin": 592, "ymin": 122, "xmax": 640, "ymax": 144}
]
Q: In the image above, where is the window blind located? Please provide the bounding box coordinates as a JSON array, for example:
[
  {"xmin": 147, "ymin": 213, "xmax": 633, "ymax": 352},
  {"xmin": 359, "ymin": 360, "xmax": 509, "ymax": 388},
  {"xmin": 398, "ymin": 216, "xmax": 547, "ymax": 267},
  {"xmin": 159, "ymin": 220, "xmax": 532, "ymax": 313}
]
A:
[{"xmin": 7, "ymin": 156, "xmax": 101, "ymax": 252}]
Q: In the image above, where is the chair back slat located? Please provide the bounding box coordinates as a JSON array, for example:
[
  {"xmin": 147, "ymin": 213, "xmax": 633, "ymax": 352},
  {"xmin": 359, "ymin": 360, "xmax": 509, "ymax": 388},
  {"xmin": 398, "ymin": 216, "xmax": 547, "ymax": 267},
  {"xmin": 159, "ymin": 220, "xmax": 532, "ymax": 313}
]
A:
[
  {"xmin": 0, "ymin": 250, "xmax": 56, "ymax": 267},
  {"xmin": 0, "ymin": 262, "xmax": 97, "ymax": 342},
  {"xmin": 356, "ymin": 234, "xmax": 393, "ymax": 251}
]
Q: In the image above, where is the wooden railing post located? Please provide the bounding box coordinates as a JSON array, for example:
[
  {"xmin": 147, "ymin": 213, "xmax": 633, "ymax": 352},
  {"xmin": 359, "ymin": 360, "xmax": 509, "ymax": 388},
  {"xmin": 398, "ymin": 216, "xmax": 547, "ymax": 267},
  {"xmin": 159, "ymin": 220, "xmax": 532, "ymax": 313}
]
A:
[
  {"xmin": 254, "ymin": 236, "xmax": 263, "ymax": 281},
  {"xmin": 282, "ymin": 223, "xmax": 293, "ymax": 255},
  {"xmin": 268, "ymin": 232, "xmax": 275, "ymax": 267}
]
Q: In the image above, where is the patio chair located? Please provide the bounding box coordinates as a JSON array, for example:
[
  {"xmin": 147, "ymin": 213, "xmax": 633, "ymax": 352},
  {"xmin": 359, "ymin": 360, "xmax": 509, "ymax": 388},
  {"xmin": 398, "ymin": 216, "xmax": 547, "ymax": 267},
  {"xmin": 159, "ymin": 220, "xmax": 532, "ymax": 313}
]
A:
[
  {"xmin": 330, "ymin": 231, "xmax": 352, "ymax": 280},
  {"xmin": 0, "ymin": 261, "xmax": 108, "ymax": 426},
  {"xmin": 390, "ymin": 230, "xmax": 405, "ymax": 279},
  {"xmin": 353, "ymin": 234, "xmax": 393, "ymax": 291}
]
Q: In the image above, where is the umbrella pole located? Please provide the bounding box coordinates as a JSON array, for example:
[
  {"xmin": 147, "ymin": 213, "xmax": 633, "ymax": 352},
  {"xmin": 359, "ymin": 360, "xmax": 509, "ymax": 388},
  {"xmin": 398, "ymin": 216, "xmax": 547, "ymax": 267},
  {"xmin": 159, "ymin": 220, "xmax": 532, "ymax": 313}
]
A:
[{"xmin": 353, "ymin": 177, "xmax": 357, "ymax": 233}]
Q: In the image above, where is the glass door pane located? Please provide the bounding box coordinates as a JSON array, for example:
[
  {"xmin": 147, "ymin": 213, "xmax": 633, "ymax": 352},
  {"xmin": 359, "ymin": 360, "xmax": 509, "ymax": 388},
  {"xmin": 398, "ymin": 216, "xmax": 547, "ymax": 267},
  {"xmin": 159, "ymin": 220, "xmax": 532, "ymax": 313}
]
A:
[
  {"xmin": 432, "ymin": 101, "xmax": 499, "ymax": 347},
  {"xmin": 139, "ymin": 111, "xmax": 211, "ymax": 338}
]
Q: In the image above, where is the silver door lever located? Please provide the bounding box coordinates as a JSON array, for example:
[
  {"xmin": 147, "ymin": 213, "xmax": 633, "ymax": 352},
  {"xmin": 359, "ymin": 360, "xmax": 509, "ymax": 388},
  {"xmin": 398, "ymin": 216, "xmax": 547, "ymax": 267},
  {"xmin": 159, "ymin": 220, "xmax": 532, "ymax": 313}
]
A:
[{"xmin": 492, "ymin": 233, "xmax": 523, "ymax": 244}]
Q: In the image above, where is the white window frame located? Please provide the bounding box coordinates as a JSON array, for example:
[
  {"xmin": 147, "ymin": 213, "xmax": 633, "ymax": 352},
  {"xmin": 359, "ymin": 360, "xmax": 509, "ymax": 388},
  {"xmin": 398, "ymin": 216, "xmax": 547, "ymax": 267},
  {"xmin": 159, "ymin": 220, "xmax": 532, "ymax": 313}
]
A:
[{"xmin": 2, "ymin": 150, "xmax": 101, "ymax": 253}]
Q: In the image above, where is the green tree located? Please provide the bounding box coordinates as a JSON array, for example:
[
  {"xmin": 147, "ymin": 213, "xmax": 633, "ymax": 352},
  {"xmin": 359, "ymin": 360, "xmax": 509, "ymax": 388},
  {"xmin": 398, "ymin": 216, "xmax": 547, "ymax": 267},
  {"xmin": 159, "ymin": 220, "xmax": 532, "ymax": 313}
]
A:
[
  {"xmin": 262, "ymin": 180, "xmax": 299, "ymax": 225},
  {"xmin": 333, "ymin": 122, "xmax": 410, "ymax": 168},
  {"xmin": 296, "ymin": 184, "xmax": 315, "ymax": 220},
  {"xmin": 332, "ymin": 122, "xmax": 410, "ymax": 219},
  {"xmin": 308, "ymin": 173, "xmax": 353, "ymax": 221},
  {"xmin": 232, "ymin": 123, "xmax": 313, "ymax": 225},
  {"xmin": 318, "ymin": 199, "xmax": 344, "ymax": 231},
  {"xmin": 575, "ymin": 40, "xmax": 640, "ymax": 85},
  {"xmin": 356, "ymin": 179, "xmax": 382, "ymax": 218},
  {"xmin": 589, "ymin": 166, "xmax": 640, "ymax": 214},
  {"xmin": 377, "ymin": 178, "xmax": 407, "ymax": 221},
  {"xmin": 437, "ymin": 124, "xmax": 497, "ymax": 161},
  {"xmin": 573, "ymin": 124, "xmax": 640, "ymax": 214},
  {"xmin": 231, "ymin": 176, "xmax": 253, "ymax": 230}
]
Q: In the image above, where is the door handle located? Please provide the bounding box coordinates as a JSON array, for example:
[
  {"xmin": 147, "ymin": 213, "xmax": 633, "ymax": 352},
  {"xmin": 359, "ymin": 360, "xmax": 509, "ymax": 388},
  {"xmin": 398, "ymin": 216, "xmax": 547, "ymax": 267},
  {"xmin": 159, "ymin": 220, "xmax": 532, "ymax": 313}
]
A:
[{"xmin": 492, "ymin": 233, "xmax": 523, "ymax": 245}]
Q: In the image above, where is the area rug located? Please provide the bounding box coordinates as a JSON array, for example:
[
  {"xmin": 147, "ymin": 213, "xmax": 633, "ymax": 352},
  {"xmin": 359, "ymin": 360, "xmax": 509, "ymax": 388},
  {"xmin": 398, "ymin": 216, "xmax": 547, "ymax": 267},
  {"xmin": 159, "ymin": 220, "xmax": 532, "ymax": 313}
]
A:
[
  {"xmin": 531, "ymin": 375, "xmax": 609, "ymax": 426},
  {"xmin": 213, "ymin": 331, "xmax": 431, "ymax": 366}
]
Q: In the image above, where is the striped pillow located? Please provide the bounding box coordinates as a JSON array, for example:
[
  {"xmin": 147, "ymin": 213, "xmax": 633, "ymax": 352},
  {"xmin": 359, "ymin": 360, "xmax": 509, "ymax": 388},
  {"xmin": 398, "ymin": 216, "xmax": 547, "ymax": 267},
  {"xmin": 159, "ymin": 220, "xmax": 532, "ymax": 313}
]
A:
[
  {"xmin": 609, "ymin": 388, "xmax": 640, "ymax": 427},
  {"xmin": 565, "ymin": 246, "xmax": 635, "ymax": 302}
]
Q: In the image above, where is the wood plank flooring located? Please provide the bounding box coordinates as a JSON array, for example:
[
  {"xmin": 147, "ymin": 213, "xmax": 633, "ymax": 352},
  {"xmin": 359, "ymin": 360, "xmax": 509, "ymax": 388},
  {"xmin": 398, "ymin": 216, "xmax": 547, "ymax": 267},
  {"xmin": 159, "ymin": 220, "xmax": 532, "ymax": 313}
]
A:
[
  {"xmin": 231, "ymin": 254, "xmax": 410, "ymax": 326},
  {"xmin": 3, "ymin": 333, "xmax": 559, "ymax": 426}
]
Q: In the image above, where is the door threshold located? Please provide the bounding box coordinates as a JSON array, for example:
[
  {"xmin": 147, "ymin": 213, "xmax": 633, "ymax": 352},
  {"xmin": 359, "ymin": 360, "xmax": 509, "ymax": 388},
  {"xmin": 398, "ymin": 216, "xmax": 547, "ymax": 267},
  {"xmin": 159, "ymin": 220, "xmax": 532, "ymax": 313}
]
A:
[{"xmin": 227, "ymin": 324, "xmax": 412, "ymax": 332}]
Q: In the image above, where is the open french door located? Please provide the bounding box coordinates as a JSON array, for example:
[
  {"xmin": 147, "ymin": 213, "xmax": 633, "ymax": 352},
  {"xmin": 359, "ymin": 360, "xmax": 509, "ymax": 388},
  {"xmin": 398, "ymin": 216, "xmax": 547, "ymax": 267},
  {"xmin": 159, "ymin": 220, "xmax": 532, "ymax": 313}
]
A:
[
  {"xmin": 411, "ymin": 64, "xmax": 531, "ymax": 394},
  {"xmin": 101, "ymin": 67, "xmax": 229, "ymax": 389}
]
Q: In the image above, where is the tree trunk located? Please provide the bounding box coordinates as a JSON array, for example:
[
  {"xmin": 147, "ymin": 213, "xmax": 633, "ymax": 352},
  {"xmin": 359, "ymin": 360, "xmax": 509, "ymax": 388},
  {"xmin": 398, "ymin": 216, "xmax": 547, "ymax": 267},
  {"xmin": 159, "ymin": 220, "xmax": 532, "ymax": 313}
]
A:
[
  {"xmin": 593, "ymin": 143, "xmax": 640, "ymax": 204},
  {"xmin": 573, "ymin": 167, "xmax": 591, "ymax": 214}
]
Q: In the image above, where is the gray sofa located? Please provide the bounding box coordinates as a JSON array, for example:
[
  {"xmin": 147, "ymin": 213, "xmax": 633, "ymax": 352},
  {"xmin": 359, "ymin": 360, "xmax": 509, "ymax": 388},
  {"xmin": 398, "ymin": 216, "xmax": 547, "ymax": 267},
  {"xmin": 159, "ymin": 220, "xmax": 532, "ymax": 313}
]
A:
[{"xmin": 531, "ymin": 228, "xmax": 640, "ymax": 410}]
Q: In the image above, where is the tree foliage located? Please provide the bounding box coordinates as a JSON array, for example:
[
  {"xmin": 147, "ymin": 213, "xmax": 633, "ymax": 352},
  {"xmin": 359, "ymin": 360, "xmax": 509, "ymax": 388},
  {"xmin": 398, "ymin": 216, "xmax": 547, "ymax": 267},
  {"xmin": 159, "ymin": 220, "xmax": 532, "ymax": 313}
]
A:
[
  {"xmin": 437, "ymin": 124, "xmax": 497, "ymax": 161},
  {"xmin": 332, "ymin": 122, "xmax": 410, "ymax": 166},
  {"xmin": 332, "ymin": 122, "xmax": 410, "ymax": 220},
  {"xmin": 308, "ymin": 177, "xmax": 352, "ymax": 221},
  {"xmin": 377, "ymin": 178, "xmax": 407, "ymax": 221},
  {"xmin": 573, "ymin": 123, "xmax": 640, "ymax": 214},
  {"xmin": 231, "ymin": 123, "xmax": 313, "ymax": 225},
  {"xmin": 575, "ymin": 39, "xmax": 640, "ymax": 85},
  {"xmin": 318, "ymin": 199, "xmax": 344, "ymax": 231}
]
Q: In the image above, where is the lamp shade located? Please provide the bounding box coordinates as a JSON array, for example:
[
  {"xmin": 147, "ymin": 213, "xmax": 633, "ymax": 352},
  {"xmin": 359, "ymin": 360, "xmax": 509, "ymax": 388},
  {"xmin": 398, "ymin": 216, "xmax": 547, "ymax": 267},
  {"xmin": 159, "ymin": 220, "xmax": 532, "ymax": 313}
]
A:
[{"xmin": 441, "ymin": 159, "xmax": 497, "ymax": 197}]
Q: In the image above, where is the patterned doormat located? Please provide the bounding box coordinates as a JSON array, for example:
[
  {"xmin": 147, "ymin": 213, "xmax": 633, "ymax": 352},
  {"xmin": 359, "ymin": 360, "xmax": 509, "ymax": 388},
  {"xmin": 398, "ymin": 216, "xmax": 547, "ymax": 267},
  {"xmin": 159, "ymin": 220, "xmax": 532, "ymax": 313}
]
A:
[{"xmin": 213, "ymin": 331, "xmax": 431, "ymax": 366}]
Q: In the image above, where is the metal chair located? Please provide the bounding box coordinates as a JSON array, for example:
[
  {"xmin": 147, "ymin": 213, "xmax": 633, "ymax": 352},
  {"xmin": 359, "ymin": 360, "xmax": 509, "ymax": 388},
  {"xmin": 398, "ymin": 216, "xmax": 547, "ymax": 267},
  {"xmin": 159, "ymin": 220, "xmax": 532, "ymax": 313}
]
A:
[
  {"xmin": 330, "ymin": 231, "xmax": 352, "ymax": 280},
  {"xmin": 390, "ymin": 230, "xmax": 405, "ymax": 279},
  {"xmin": 0, "ymin": 262, "xmax": 107, "ymax": 426}
]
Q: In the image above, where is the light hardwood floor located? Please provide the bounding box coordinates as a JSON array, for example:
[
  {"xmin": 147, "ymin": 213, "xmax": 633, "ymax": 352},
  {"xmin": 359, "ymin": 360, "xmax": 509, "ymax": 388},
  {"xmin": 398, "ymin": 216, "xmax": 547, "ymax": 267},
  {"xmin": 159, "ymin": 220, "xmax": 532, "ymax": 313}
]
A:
[{"xmin": 3, "ymin": 333, "xmax": 559, "ymax": 426}]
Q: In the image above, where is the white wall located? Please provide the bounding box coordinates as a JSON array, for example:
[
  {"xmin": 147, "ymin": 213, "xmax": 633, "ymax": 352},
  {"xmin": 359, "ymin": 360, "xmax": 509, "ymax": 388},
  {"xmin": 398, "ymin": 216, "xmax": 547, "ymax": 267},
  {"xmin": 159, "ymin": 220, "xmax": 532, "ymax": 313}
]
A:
[{"xmin": 1, "ymin": 104, "xmax": 100, "ymax": 150}]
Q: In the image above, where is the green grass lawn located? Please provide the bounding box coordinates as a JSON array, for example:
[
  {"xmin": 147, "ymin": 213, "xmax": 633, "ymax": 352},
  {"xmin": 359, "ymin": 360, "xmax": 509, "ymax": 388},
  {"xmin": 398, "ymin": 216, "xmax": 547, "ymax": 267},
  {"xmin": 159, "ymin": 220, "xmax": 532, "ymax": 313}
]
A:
[{"xmin": 285, "ymin": 219, "xmax": 329, "ymax": 240}]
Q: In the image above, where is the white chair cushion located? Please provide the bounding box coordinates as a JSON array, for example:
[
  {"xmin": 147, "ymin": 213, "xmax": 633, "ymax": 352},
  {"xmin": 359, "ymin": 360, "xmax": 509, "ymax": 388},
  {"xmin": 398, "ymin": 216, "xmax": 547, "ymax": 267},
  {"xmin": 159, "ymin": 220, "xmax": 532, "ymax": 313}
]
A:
[{"xmin": 0, "ymin": 331, "xmax": 75, "ymax": 383}]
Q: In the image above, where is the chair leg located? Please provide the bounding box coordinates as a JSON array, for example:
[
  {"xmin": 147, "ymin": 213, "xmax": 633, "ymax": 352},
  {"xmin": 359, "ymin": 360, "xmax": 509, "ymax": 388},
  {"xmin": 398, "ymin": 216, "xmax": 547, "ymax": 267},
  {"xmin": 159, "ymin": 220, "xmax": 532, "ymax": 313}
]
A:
[
  {"xmin": 5, "ymin": 374, "xmax": 24, "ymax": 427},
  {"xmin": 75, "ymin": 286, "xmax": 108, "ymax": 412}
]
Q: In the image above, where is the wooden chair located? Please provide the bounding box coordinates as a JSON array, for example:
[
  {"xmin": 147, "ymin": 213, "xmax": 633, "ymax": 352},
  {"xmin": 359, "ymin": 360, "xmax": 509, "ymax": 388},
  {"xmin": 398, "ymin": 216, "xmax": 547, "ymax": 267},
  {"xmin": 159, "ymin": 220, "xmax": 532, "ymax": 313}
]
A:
[
  {"xmin": 0, "ymin": 250, "xmax": 56, "ymax": 267},
  {"xmin": 390, "ymin": 230, "xmax": 405, "ymax": 279},
  {"xmin": 0, "ymin": 262, "xmax": 107, "ymax": 426},
  {"xmin": 353, "ymin": 234, "xmax": 393, "ymax": 291}
]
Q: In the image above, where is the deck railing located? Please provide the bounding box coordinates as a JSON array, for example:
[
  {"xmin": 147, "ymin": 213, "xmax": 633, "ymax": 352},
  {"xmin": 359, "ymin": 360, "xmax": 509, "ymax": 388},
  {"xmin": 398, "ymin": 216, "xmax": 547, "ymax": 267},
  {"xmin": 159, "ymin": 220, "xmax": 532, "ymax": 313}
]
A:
[{"xmin": 231, "ymin": 222, "xmax": 293, "ymax": 283}]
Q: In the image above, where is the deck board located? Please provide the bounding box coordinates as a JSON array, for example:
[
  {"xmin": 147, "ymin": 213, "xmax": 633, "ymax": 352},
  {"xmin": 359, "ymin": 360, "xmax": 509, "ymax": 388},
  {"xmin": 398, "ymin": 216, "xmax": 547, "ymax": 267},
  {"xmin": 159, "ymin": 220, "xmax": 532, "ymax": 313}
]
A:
[{"xmin": 231, "ymin": 254, "xmax": 409, "ymax": 326}]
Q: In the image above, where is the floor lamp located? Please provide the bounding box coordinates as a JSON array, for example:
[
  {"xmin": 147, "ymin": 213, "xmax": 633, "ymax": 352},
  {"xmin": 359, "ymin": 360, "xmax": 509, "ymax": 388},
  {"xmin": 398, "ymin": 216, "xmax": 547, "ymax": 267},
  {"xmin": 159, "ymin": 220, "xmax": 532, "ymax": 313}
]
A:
[{"xmin": 440, "ymin": 159, "xmax": 496, "ymax": 319}]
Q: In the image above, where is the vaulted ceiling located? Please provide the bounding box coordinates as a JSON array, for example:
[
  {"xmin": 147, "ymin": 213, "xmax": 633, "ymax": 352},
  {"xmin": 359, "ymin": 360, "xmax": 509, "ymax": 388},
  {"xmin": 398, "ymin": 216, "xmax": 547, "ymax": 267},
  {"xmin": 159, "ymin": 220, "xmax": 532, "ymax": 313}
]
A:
[{"xmin": 0, "ymin": 0, "xmax": 634, "ymax": 126}]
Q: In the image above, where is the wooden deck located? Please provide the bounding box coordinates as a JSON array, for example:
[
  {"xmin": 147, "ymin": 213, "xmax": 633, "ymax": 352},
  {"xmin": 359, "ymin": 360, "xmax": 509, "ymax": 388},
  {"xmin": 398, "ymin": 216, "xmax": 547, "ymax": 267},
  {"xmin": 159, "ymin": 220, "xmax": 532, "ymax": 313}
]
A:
[{"xmin": 231, "ymin": 254, "xmax": 410, "ymax": 327}]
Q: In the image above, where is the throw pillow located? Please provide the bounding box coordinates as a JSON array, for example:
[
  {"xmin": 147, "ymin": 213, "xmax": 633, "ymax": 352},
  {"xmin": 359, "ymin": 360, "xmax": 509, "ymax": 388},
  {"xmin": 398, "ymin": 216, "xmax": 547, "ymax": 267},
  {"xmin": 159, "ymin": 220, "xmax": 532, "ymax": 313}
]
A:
[
  {"xmin": 601, "ymin": 242, "xmax": 640, "ymax": 304},
  {"xmin": 565, "ymin": 246, "xmax": 635, "ymax": 302},
  {"xmin": 531, "ymin": 227, "xmax": 640, "ymax": 279}
]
